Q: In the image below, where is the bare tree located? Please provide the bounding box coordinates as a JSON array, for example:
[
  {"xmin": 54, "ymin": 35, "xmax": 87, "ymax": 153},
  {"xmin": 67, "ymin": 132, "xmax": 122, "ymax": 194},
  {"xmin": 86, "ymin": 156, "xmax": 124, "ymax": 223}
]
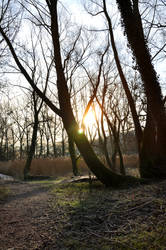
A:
[
  {"xmin": 0, "ymin": 0, "xmax": 143, "ymax": 186},
  {"xmin": 24, "ymin": 90, "xmax": 43, "ymax": 179},
  {"xmin": 86, "ymin": 0, "xmax": 166, "ymax": 178},
  {"xmin": 116, "ymin": 0, "xmax": 166, "ymax": 178}
]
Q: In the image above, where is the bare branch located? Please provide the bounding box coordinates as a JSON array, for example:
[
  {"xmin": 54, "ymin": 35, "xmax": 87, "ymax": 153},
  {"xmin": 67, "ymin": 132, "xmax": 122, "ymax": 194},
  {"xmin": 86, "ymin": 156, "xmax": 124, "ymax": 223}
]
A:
[{"xmin": 0, "ymin": 25, "xmax": 62, "ymax": 117}]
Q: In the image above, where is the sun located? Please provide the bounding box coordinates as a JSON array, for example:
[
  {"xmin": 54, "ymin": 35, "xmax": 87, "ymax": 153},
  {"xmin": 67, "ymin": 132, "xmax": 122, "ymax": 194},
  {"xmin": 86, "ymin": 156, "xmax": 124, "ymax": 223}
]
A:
[
  {"xmin": 83, "ymin": 111, "xmax": 96, "ymax": 127},
  {"xmin": 82, "ymin": 105, "xmax": 100, "ymax": 130},
  {"xmin": 78, "ymin": 128, "xmax": 83, "ymax": 134},
  {"xmin": 79, "ymin": 105, "xmax": 101, "ymax": 136}
]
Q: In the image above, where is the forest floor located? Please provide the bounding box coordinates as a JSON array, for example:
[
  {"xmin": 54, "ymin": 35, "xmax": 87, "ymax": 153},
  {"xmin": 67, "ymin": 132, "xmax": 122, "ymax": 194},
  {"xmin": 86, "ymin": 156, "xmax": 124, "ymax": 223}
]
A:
[{"xmin": 0, "ymin": 176, "xmax": 166, "ymax": 250}]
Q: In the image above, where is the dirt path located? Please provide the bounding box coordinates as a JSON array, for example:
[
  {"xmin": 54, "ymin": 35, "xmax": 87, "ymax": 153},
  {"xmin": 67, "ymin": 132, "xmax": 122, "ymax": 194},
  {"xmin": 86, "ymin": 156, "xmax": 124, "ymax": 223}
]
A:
[
  {"xmin": 0, "ymin": 180, "xmax": 57, "ymax": 250},
  {"xmin": 1, "ymin": 178, "xmax": 166, "ymax": 249}
]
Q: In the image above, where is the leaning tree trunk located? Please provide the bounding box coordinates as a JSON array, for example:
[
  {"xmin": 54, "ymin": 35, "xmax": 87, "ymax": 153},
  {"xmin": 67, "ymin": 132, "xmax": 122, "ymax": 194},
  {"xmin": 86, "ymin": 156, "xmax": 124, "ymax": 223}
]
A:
[
  {"xmin": 116, "ymin": 0, "xmax": 166, "ymax": 178},
  {"xmin": 0, "ymin": 1, "xmax": 143, "ymax": 186},
  {"xmin": 47, "ymin": 1, "xmax": 141, "ymax": 186}
]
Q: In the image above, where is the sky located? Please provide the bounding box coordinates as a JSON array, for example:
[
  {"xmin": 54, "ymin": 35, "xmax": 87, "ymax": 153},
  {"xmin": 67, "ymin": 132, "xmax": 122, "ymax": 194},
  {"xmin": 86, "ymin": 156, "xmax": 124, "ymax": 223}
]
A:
[
  {"xmin": 61, "ymin": 0, "xmax": 107, "ymax": 29},
  {"xmin": 61, "ymin": 0, "xmax": 166, "ymax": 85},
  {"xmin": 2, "ymin": 0, "xmax": 166, "ymax": 101}
]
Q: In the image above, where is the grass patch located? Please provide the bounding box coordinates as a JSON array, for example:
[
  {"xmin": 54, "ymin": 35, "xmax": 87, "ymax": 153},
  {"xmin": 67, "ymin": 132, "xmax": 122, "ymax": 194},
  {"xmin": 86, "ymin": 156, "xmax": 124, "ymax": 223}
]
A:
[
  {"xmin": 0, "ymin": 186, "xmax": 10, "ymax": 200},
  {"xmin": 28, "ymin": 177, "xmax": 68, "ymax": 190},
  {"xmin": 51, "ymin": 182, "xmax": 91, "ymax": 208},
  {"xmin": 117, "ymin": 224, "xmax": 166, "ymax": 249},
  {"xmin": 48, "ymin": 179, "xmax": 166, "ymax": 249}
]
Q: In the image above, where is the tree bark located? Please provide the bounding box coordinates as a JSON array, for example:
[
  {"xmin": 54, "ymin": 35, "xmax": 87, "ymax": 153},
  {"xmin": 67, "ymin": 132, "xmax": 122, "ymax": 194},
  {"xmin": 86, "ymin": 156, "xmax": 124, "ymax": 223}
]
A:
[{"xmin": 116, "ymin": 0, "xmax": 166, "ymax": 178}]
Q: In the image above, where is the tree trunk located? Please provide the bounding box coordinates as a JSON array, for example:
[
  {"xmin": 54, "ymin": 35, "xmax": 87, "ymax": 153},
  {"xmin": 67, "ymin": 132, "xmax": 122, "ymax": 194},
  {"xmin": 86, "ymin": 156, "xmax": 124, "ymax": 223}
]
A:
[
  {"xmin": 103, "ymin": 0, "xmax": 143, "ymax": 153},
  {"xmin": 116, "ymin": 0, "xmax": 166, "ymax": 178},
  {"xmin": 68, "ymin": 135, "xmax": 79, "ymax": 176},
  {"xmin": 116, "ymin": 141, "xmax": 125, "ymax": 176},
  {"xmin": 46, "ymin": 137, "xmax": 50, "ymax": 157},
  {"xmin": 5, "ymin": 129, "xmax": 9, "ymax": 160},
  {"xmin": 11, "ymin": 128, "xmax": 15, "ymax": 159},
  {"xmin": 39, "ymin": 129, "xmax": 43, "ymax": 157},
  {"xmin": 24, "ymin": 113, "xmax": 38, "ymax": 179},
  {"xmin": 139, "ymin": 105, "xmax": 166, "ymax": 178},
  {"xmin": 45, "ymin": 0, "xmax": 143, "ymax": 186},
  {"xmin": 19, "ymin": 136, "xmax": 23, "ymax": 159},
  {"xmin": 61, "ymin": 126, "xmax": 65, "ymax": 156},
  {"xmin": 47, "ymin": 117, "xmax": 57, "ymax": 157},
  {"xmin": 0, "ymin": 1, "xmax": 143, "ymax": 186}
]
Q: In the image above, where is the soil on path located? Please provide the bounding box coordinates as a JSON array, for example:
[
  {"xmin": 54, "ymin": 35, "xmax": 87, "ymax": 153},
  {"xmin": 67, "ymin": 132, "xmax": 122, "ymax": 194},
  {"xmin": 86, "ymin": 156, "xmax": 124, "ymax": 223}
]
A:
[{"xmin": 0, "ymin": 180, "xmax": 57, "ymax": 250}]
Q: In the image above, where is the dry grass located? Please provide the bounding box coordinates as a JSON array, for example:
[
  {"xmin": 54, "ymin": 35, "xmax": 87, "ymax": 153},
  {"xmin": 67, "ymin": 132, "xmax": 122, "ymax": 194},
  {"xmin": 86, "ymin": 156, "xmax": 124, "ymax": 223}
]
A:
[
  {"xmin": 0, "ymin": 161, "xmax": 13, "ymax": 177},
  {"xmin": 0, "ymin": 157, "xmax": 89, "ymax": 179},
  {"xmin": 0, "ymin": 154, "xmax": 139, "ymax": 179},
  {"xmin": 116, "ymin": 154, "xmax": 138, "ymax": 169},
  {"xmin": 116, "ymin": 154, "xmax": 139, "ymax": 177}
]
